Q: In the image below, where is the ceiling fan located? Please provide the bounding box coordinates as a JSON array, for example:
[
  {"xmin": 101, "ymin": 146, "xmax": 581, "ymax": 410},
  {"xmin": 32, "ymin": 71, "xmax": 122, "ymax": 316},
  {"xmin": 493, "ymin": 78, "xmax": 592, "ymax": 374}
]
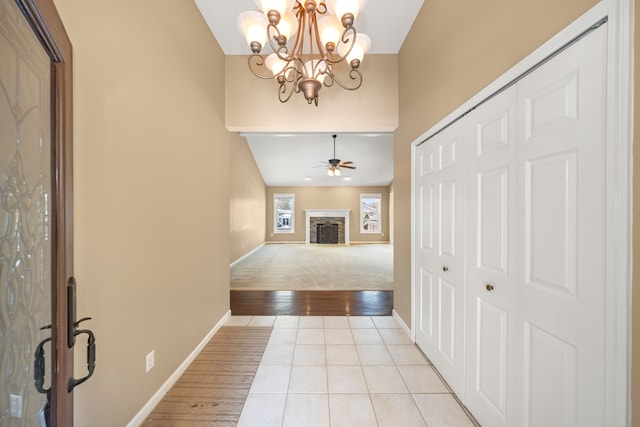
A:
[{"xmin": 317, "ymin": 134, "xmax": 356, "ymax": 176}]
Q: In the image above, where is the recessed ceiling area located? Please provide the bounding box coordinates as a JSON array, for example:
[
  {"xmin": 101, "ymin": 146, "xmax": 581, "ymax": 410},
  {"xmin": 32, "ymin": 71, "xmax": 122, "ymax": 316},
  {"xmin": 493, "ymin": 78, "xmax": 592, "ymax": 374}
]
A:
[
  {"xmin": 243, "ymin": 133, "xmax": 394, "ymax": 187},
  {"xmin": 195, "ymin": 1, "xmax": 422, "ymax": 187},
  {"xmin": 195, "ymin": 0, "xmax": 424, "ymax": 55}
]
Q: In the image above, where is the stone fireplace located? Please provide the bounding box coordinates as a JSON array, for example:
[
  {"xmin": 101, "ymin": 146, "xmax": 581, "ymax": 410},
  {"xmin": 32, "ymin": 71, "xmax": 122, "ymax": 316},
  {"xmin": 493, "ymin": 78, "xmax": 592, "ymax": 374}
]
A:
[{"xmin": 305, "ymin": 209, "xmax": 351, "ymax": 244}]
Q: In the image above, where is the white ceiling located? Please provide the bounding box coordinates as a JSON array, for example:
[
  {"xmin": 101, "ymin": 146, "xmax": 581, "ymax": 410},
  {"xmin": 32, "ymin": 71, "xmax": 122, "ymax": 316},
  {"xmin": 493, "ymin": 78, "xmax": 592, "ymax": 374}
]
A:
[
  {"xmin": 194, "ymin": 0, "xmax": 424, "ymax": 186},
  {"xmin": 243, "ymin": 132, "xmax": 394, "ymax": 187}
]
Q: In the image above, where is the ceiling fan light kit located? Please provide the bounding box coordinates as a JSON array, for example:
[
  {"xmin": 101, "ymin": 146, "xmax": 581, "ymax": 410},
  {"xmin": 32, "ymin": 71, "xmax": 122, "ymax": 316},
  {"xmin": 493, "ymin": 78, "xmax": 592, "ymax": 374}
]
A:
[
  {"xmin": 237, "ymin": 0, "xmax": 370, "ymax": 106},
  {"xmin": 321, "ymin": 134, "xmax": 356, "ymax": 176}
]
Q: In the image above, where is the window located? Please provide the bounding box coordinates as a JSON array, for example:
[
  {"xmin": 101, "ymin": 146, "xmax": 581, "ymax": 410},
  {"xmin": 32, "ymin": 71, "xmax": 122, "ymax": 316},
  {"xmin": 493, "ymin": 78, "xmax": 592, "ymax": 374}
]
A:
[
  {"xmin": 360, "ymin": 193, "xmax": 381, "ymax": 234},
  {"xmin": 274, "ymin": 193, "xmax": 295, "ymax": 233}
]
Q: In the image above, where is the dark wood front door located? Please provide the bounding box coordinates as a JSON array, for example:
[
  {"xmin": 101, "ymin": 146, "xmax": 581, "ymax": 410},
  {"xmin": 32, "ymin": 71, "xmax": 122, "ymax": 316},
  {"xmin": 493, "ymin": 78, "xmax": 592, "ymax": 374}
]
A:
[{"xmin": 0, "ymin": 0, "xmax": 73, "ymax": 425}]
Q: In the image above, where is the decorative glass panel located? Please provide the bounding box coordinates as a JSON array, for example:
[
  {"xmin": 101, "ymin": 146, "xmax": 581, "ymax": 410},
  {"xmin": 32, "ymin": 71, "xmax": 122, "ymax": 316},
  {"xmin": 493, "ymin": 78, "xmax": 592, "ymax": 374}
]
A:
[{"xmin": 0, "ymin": 0, "xmax": 52, "ymax": 423}]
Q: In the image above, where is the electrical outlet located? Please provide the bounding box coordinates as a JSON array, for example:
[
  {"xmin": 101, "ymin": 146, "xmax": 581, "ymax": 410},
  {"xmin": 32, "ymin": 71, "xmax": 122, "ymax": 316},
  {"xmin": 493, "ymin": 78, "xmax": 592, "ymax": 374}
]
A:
[
  {"xmin": 146, "ymin": 350, "xmax": 155, "ymax": 373},
  {"xmin": 10, "ymin": 394, "xmax": 22, "ymax": 418}
]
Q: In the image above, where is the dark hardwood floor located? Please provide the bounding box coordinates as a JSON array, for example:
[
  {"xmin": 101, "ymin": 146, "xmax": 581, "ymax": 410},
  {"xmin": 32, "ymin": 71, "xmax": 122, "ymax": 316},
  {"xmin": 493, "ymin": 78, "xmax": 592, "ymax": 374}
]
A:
[{"xmin": 230, "ymin": 290, "xmax": 393, "ymax": 316}]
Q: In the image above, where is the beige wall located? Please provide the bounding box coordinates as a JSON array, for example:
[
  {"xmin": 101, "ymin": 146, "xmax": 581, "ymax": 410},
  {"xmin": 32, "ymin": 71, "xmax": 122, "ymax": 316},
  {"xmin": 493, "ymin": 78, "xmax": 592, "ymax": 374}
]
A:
[
  {"xmin": 225, "ymin": 55, "xmax": 398, "ymax": 133},
  {"xmin": 53, "ymin": 1, "xmax": 231, "ymax": 426},
  {"xmin": 394, "ymin": 0, "xmax": 599, "ymax": 327},
  {"xmin": 266, "ymin": 186, "xmax": 391, "ymax": 243},
  {"xmin": 230, "ymin": 135, "xmax": 266, "ymax": 263}
]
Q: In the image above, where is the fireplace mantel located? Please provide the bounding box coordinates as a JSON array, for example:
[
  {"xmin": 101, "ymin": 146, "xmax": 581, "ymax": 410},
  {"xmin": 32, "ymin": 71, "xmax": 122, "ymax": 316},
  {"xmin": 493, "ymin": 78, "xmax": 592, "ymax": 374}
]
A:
[{"xmin": 305, "ymin": 209, "xmax": 351, "ymax": 244}]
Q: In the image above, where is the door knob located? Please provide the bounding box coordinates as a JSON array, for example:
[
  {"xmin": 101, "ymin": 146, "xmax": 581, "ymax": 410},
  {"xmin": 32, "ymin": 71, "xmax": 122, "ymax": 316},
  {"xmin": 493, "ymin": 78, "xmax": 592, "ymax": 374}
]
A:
[
  {"xmin": 442, "ymin": 266, "xmax": 448, "ymax": 272},
  {"xmin": 486, "ymin": 284, "xmax": 494, "ymax": 291}
]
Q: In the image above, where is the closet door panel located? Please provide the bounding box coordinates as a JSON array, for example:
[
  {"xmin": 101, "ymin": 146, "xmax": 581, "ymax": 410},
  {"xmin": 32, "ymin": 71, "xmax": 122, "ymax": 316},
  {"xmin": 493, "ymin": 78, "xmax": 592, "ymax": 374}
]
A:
[
  {"xmin": 416, "ymin": 144, "xmax": 439, "ymax": 349},
  {"xmin": 419, "ymin": 185, "xmax": 435, "ymax": 251},
  {"xmin": 415, "ymin": 139, "xmax": 441, "ymax": 358},
  {"xmin": 524, "ymin": 153, "xmax": 578, "ymax": 295},
  {"xmin": 417, "ymin": 268, "xmax": 435, "ymax": 339},
  {"xmin": 439, "ymin": 180, "xmax": 457, "ymax": 258},
  {"xmin": 465, "ymin": 88, "xmax": 518, "ymax": 427},
  {"xmin": 476, "ymin": 298, "xmax": 508, "ymax": 413},
  {"xmin": 414, "ymin": 118, "xmax": 466, "ymax": 397},
  {"xmin": 478, "ymin": 168, "xmax": 509, "ymax": 272},
  {"xmin": 438, "ymin": 277, "xmax": 457, "ymax": 361},
  {"xmin": 517, "ymin": 24, "xmax": 607, "ymax": 427},
  {"xmin": 523, "ymin": 322, "xmax": 577, "ymax": 427}
]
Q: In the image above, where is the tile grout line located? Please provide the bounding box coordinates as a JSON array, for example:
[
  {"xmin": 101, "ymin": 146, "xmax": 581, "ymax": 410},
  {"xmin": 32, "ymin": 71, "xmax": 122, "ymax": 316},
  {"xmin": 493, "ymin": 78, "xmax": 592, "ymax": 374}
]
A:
[
  {"xmin": 375, "ymin": 320, "xmax": 431, "ymax": 426},
  {"xmin": 239, "ymin": 315, "xmax": 475, "ymax": 426}
]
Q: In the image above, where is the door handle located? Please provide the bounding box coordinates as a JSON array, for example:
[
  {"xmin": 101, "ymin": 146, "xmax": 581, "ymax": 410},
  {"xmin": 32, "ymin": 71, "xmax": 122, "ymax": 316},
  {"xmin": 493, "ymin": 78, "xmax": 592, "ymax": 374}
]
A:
[
  {"xmin": 486, "ymin": 284, "xmax": 495, "ymax": 291},
  {"xmin": 34, "ymin": 325, "xmax": 52, "ymax": 427},
  {"xmin": 442, "ymin": 266, "xmax": 448, "ymax": 272},
  {"xmin": 67, "ymin": 277, "xmax": 77, "ymax": 347},
  {"xmin": 66, "ymin": 277, "xmax": 97, "ymax": 391},
  {"xmin": 68, "ymin": 326, "xmax": 96, "ymax": 392},
  {"xmin": 34, "ymin": 325, "xmax": 52, "ymax": 395}
]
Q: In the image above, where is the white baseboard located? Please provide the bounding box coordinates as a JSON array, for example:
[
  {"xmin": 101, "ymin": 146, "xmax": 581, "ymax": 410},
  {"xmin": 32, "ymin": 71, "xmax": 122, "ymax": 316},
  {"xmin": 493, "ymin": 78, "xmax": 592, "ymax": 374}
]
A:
[
  {"xmin": 262, "ymin": 241, "xmax": 391, "ymax": 245},
  {"xmin": 126, "ymin": 310, "xmax": 232, "ymax": 427},
  {"xmin": 230, "ymin": 243, "xmax": 265, "ymax": 268},
  {"xmin": 349, "ymin": 241, "xmax": 391, "ymax": 245},
  {"xmin": 392, "ymin": 309, "xmax": 412, "ymax": 342}
]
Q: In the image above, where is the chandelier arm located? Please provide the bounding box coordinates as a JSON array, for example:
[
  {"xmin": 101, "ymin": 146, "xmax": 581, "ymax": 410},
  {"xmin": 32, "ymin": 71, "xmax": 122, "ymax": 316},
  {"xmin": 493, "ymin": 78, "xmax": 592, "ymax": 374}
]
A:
[
  {"xmin": 327, "ymin": 26, "xmax": 357, "ymax": 65},
  {"xmin": 292, "ymin": 57, "xmax": 305, "ymax": 79},
  {"xmin": 292, "ymin": 4, "xmax": 306, "ymax": 58},
  {"xmin": 280, "ymin": 63, "xmax": 296, "ymax": 83},
  {"xmin": 293, "ymin": 77, "xmax": 302, "ymax": 94},
  {"xmin": 248, "ymin": 54, "xmax": 280, "ymax": 79},
  {"xmin": 322, "ymin": 72, "xmax": 336, "ymax": 87},
  {"xmin": 309, "ymin": 9, "xmax": 327, "ymax": 61},
  {"xmin": 277, "ymin": 79, "xmax": 296, "ymax": 103},
  {"xmin": 265, "ymin": 23, "xmax": 292, "ymax": 60},
  {"xmin": 327, "ymin": 68, "xmax": 363, "ymax": 91},
  {"xmin": 284, "ymin": 29, "xmax": 303, "ymax": 62}
]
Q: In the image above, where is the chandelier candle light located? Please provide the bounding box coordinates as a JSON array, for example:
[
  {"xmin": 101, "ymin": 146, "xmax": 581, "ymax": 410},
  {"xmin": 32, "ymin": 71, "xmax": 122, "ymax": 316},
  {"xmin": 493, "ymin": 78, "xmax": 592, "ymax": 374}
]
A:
[{"xmin": 237, "ymin": 0, "xmax": 370, "ymax": 106}]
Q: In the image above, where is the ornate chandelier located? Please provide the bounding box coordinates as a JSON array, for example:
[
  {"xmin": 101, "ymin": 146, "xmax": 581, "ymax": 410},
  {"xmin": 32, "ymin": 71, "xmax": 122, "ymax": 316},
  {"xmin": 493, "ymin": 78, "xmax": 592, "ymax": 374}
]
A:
[{"xmin": 237, "ymin": 0, "xmax": 370, "ymax": 106}]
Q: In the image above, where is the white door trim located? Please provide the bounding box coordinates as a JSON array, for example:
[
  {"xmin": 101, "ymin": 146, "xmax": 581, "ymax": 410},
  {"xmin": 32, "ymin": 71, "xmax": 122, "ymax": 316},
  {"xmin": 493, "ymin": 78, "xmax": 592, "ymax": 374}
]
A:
[
  {"xmin": 602, "ymin": 0, "xmax": 633, "ymax": 424},
  {"xmin": 409, "ymin": 1, "xmax": 633, "ymax": 425}
]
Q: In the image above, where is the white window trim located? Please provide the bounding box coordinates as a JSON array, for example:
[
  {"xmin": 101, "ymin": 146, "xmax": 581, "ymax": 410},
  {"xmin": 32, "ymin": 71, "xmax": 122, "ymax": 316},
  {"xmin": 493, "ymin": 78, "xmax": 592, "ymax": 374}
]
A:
[
  {"xmin": 273, "ymin": 193, "xmax": 295, "ymax": 234},
  {"xmin": 360, "ymin": 193, "xmax": 381, "ymax": 234}
]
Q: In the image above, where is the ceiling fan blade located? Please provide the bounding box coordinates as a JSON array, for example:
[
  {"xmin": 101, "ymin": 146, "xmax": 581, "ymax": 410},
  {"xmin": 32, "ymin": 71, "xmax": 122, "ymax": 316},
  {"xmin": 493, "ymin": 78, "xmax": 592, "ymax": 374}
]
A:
[
  {"xmin": 340, "ymin": 165, "xmax": 356, "ymax": 169},
  {"xmin": 340, "ymin": 161, "xmax": 353, "ymax": 165}
]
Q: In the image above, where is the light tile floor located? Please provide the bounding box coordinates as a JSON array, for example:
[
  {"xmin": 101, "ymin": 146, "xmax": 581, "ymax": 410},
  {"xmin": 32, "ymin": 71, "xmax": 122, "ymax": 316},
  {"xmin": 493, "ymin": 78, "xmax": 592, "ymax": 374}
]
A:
[{"xmin": 225, "ymin": 315, "xmax": 477, "ymax": 427}]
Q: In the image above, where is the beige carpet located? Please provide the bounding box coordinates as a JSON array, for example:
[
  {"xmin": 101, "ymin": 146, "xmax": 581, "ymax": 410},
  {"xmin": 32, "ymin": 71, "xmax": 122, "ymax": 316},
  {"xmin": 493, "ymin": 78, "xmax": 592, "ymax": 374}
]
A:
[{"xmin": 231, "ymin": 243, "xmax": 393, "ymax": 291}]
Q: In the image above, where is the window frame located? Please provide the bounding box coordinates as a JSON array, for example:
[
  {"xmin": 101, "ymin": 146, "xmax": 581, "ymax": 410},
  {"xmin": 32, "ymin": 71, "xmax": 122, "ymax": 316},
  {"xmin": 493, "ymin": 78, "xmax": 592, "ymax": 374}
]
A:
[
  {"xmin": 273, "ymin": 193, "xmax": 295, "ymax": 234},
  {"xmin": 360, "ymin": 193, "xmax": 382, "ymax": 234}
]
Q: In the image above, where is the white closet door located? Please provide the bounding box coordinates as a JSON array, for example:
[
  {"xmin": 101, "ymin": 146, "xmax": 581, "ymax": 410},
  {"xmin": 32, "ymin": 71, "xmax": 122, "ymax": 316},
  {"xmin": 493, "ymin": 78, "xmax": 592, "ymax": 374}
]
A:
[
  {"xmin": 516, "ymin": 24, "xmax": 607, "ymax": 427},
  {"xmin": 465, "ymin": 88, "xmax": 519, "ymax": 427},
  {"xmin": 414, "ymin": 118, "xmax": 466, "ymax": 396}
]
